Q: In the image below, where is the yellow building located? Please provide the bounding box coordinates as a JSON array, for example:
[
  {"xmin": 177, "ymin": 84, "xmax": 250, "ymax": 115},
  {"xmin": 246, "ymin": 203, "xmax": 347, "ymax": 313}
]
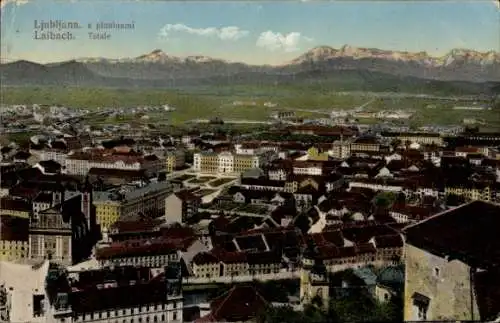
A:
[
  {"xmin": 0, "ymin": 214, "xmax": 30, "ymax": 262},
  {"xmin": 94, "ymin": 200, "xmax": 121, "ymax": 231},
  {"xmin": 0, "ymin": 196, "xmax": 33, "ymax": 261},
  {"xmin": 307, "ymin": 147, "xmax": 329, "ymax": 161},
  {"xmin": 193, "ymin": 151, "xmax": 262, "ymax": 174},
  {"xmin": 285, "ymin": 177, "xmax": 320, "ymax": 193},
  {"xmin": 0, "ymin": 197, "xmax": 31, "ymax": 219},
  {"xmin": 445, "ymin": 185, "xmax": 491, "ymax": 201},
  {"xmin": 350, "ymin": 137, "xmax": 381, "ymax": 153},
  {"xmin": 233, "ymin": 155, "xmax": 256, "ymax": 173},
  {"xmin": 396, "ymin": 133, "xmax": 443, "ymax": 146},
  {"xmin": 192, "ymin": 252, "xmax": 221, "ymax": 278},
  {"xmin": 165, "ymin": 150, "xmax": 186, "ymax": 173},
  {"xmin": 196, "ymin": 152, "xmax": 218, "ymax": 174},
  {"xmin": 221, "ymin": 257, "xmax": 249, "ymax": 277},
  {"xmin": 94, "ymin": 181, "xmax": 172, "ymax": 231}
]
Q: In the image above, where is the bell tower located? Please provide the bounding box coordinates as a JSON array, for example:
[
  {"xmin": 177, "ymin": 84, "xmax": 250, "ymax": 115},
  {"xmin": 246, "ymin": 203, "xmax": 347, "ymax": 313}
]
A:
[
  {"xmin": 80, "ymin": 176, "xmax": 93, "ymax": 229},
  {"xmin": 300, "ymin": 238, "xmax": 330, "ymax": 309}
]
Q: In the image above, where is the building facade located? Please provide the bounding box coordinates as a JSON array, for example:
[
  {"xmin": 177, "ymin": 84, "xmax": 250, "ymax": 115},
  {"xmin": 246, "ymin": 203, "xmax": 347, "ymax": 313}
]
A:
[
  {"xmin": 94, "ymin": 182, "xmax": 172, "ymax": 231},
  {"xmin": 193, "ymin": 151, "xmax": 265, "ymax": 174},
  {"xmin": 48, "ymin": 263, "xmax": 184, "ymax": 323},
  {"xmin": 29, "ymin": 183, "xmax": 96, "ymax": 266},
  {"xmin": 165, "ymin": 150, "xmax": 185, "ymax": 173},
  {"xmin": 403, "ymin": 201, "xmax": 500, "ymax": 322},
  {"xmin": 65, "ymin": 150, "xmax": 163, "ymax": 176}
]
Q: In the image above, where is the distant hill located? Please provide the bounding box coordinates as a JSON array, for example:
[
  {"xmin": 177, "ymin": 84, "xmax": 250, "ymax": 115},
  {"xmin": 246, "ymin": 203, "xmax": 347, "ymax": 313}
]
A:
[{"xmin": 1, "ymin": 45, "xmax": 500, "ymax": 95}]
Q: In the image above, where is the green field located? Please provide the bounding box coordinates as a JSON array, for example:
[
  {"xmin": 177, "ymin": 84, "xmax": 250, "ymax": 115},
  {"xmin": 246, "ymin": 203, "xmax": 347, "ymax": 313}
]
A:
[{"xmin": 1, "ymin": 86, "xmax": 498, "ymax": 129}]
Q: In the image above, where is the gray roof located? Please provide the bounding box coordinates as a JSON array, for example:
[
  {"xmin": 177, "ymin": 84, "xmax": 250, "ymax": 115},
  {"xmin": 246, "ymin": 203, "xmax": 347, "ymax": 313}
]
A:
[
  {"xmin": 94, "ymin": 181, "xmax": 172, "ymax": 203},
  {"xmin": 353, "ymin": 267, "xmax": 378, "ymax": 286},
  {"xmin": 241, "ymin": 168, "xmax": 264, "ymax": 179}
]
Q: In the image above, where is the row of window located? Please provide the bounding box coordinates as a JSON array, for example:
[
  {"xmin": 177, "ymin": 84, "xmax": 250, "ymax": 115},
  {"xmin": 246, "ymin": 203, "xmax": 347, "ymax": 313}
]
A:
[{"xmin": 72, "ymin": 312, "xmax": 178, "ymax": 323}]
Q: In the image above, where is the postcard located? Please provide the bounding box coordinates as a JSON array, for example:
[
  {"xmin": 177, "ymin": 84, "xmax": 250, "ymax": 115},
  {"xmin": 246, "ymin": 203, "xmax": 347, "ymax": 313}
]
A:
[{"xmin": 0, "ymin": 1, "xmax": 499, "ymax": 323}]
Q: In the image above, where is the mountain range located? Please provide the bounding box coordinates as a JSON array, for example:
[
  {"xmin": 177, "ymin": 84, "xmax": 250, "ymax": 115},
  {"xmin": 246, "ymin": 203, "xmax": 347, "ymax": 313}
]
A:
[{"xmin": 1, "ymin": 45, "xmax": 499, "ymax": 95}]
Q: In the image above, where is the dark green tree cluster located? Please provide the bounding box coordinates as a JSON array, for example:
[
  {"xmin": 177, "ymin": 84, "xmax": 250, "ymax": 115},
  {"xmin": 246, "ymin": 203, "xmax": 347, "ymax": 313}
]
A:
[{"xmin": 257, "ymin": 291, "xmax": 403, "ymax": 323}]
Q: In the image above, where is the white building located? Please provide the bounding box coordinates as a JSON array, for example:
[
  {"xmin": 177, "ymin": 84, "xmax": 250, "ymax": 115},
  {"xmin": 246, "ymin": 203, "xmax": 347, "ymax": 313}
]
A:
[
  {"xmin": 0, "ymin": 260, "xmax": 50, "ymax": 323},
  {"xmin": 292, "ymin": 162, "xmax": 323, "ymax": 176},
  {"xmin": 193, "ymin": 151, "xmax": 269, "ymax": 174},
  {"xmin": 65, "ymin": 151, "xmax": 162, "ymax": 176}
]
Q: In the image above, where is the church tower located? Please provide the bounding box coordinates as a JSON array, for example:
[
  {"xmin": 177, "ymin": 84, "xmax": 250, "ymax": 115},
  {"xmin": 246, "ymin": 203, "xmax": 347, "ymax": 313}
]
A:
[
  {"xmin": 52, "ymin": 177, "xmax": 65, "ymax": 209},
  {"xmin": 300, "ymin": 238, "xmax": 330, "ymax": 309},
  {"xmin": 80, "ymin": 176, "xmax": 94, "ymax": 230}
]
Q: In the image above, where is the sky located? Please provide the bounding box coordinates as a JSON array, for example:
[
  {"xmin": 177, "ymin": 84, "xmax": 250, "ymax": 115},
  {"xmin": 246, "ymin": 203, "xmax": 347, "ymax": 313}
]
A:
[{"xmin": 0, "ymin": 0, "xmax": 498, "ymax": 65}]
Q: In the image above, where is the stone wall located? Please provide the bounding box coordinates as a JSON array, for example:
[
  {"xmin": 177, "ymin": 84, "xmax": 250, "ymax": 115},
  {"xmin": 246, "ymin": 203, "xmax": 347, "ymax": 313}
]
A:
[{"xmin": 404, "ymin": 243, "xmax": 480, "ymax": 321}]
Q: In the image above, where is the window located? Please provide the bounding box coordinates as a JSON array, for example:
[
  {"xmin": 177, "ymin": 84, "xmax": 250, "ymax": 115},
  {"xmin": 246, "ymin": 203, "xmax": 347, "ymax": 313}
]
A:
[
  {"xmin": 173, "ymin": 312, "xmax": 178, "ymax": 321},
  {"xmin": 33, "ymin": 295, "xmax": 45, "ymax": 317},
  {"xmin": 417, "ymin": 305, "xmax": 427, "ymax": 320},
  {"xmin": 433, "ymin": 267, "xmax": 440, "ymax": 278},
  {"xmin": 412, "ymin": 292, "xmax": 430, "ymax": 321}
]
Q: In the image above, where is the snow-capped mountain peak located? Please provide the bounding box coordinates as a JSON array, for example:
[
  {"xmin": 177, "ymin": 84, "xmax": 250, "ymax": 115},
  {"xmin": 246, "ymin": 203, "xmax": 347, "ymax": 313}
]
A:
[
  {"xmin": 289, "ymin": 44, "xmax": 500, "ymax": 67},
  {"xmin": 134, "ymin": 49, "xmax": 181, "ymax": 63}
]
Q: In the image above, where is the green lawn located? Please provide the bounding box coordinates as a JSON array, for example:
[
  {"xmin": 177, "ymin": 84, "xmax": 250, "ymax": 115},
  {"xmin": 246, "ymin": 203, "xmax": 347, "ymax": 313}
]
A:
[
  {"xmin": 189, "ymin": 176, "xmax": 216, "ymax": 184},
  {"xmin": 208, "ymin": 178, "xmax": 235, "ymax": 187},
  {"xmin": 173, "ymin": 174, "xmax": 196, "ymax": 182}
]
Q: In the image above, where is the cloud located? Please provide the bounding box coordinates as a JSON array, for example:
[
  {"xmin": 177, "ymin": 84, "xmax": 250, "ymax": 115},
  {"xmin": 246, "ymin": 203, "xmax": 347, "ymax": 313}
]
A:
[
  {"xmin": 256, "ymin": 31, "xmax": 313, "ymax": 52},
  {"xmin": 159, "ymin": 23, "xmax": 249, "ymax": 41},
  {"xmin": 0, "ymin": 0, "xmax": 29, "ymax": 8}
]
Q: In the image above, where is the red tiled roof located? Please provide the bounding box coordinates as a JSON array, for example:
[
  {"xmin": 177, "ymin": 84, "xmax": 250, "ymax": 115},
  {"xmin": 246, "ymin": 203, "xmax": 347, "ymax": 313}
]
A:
[
  {"xmin": 196, "ymin": 285, "xmax": 269, "ymax": 322},
  {"xmin": 0, "ymin": 197, "xmax": 31, "ymax": 212},
  {"xmin": 390, "ymin": 203, "xmax": 435, "ymax": 221},
  {"xmin": 160, "ymin": 226, "xmax": 195, "ymax": 239},
  {"xmin": 216, "ymin": 250, "xmax": 247, "ymax": 264},
  {"xmin": 110, "ymin": 218, "xmax": 164, "ymax": 234},
  {"xmin": 246, "ymin": 251, "xmax": 282, "ymax": 265},
  {"xmin": 0, "ymin": 215, "xmax": 29, "ymax": 241},
  {"xmin": 313, "ymin": 230, "xmax": 345, "ymax": 247},
  {"xmin": 88, "ymin": 168, "xmax": 147, "ymax": 178},
  {"xmin": 456, "ymin": 146, "xmax": 480, "ymax": 153},
  {"xmin": 95, "ymin": 237, "xmax": 194, "ymax": 259},
  {"xmin": 67, "ymin": 149, "xmax": 152, "ymax": 165},
  {"xmin": 192, "ymin": 252, "xmax": 219, "ymax": 265},
  {"xmin": 373, "ymin": 234, "xmax": 404, "ymax": 248}
]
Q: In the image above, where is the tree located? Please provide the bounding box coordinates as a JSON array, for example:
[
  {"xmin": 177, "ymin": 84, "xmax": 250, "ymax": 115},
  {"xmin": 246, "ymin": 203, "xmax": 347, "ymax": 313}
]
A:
[
  {"xmin": 311, "ymin": 295, "xmax": 323, "ymax": 308},
  {"xmin": 257, "ymin": 306, "xmax": 310, "ymax": 323},
  {"xmin": 373, "ymin": 191, "xmax": 396, "ymax": 209}
]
